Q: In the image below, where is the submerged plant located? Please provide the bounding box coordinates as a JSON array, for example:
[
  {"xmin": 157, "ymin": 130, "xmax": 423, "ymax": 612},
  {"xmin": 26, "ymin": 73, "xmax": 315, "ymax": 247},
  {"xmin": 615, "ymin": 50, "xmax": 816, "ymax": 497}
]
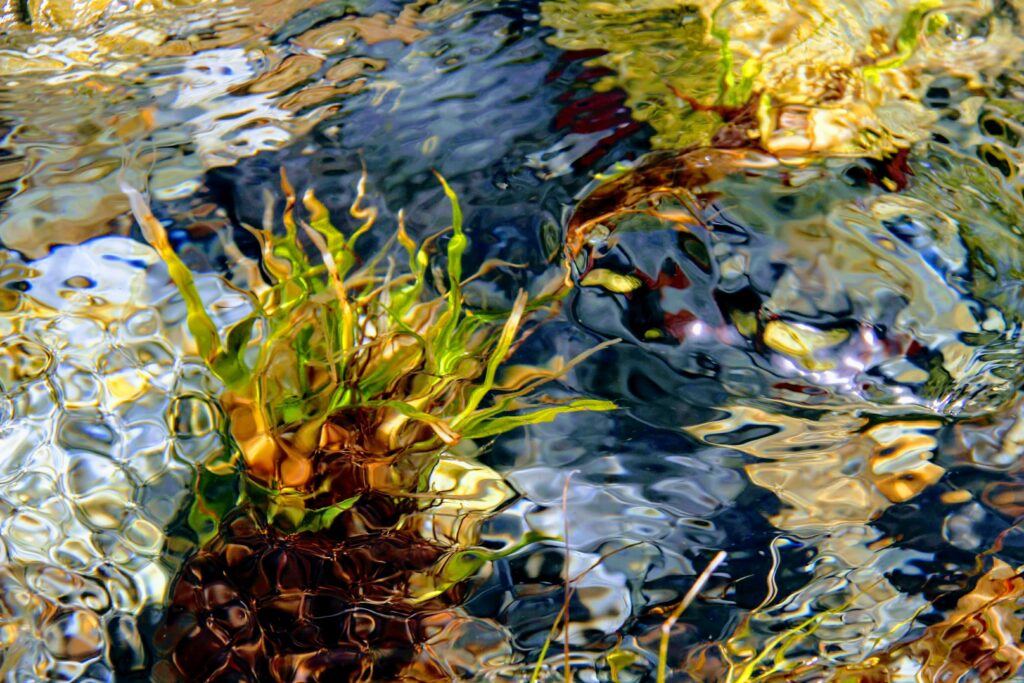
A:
[
  {"xmin": 672, "ymin": 551, "xmax": 1024, "ymax": 683},
  {"xmin": 126, "ymin": 168, "xmax": 610, "ymax": 510},
  {"xmin": 123, "ymin": 167, "xmax": 613, "ymax": 680}
]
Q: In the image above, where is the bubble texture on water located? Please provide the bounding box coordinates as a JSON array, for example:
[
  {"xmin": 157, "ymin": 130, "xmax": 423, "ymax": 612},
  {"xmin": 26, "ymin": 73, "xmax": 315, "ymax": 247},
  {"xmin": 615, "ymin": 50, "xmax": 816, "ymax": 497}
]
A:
[{"xmin": 0, "ymin": 238, "xmax": 231, "ymax": 681}]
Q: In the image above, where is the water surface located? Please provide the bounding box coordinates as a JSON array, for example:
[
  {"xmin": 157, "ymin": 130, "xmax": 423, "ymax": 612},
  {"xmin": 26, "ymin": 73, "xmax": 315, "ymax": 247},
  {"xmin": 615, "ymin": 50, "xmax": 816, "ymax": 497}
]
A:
[{"xmin": 1, "ymin": 0, "xmax": 1023, "ymax": 681}]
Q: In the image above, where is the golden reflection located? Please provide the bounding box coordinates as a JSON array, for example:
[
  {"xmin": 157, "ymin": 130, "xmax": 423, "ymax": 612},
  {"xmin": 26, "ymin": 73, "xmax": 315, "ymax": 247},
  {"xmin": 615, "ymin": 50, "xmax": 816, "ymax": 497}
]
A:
[
  {"xmin": 542, "ymin": 0, "xmax": 1023, "ymax": 158},
  {"xmin": 689, "ymin": 407, "xmax": 944, "ymax": 529},
  {"xmin": 867, "ymin": 419, "xmax": 944, "ymax": 503},
  {"xmin": 747, "ymin": 558, "xmax": 1024, "ymax": 682},
  {"xmin": 0, "ymin": 0, "xmax": 440, "ymax": 258},
  {"xmin": 0, "ymin": 239, "xmax": 226, "ymax": 678}
]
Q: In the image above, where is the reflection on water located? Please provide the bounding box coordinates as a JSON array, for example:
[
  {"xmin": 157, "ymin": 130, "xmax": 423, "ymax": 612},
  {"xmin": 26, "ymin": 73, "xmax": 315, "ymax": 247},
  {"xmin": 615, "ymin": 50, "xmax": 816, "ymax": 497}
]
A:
[
  {"xmin": 0, "ymin": 0, "xmax": 450, "ymax": 257},
  {"xmin": 0, "ymin": 238, "xmax": 228, "ymax": 679},
  {"xmin": 541, "ymin": 0, "xmax": 1024, "ymax": 157},
  {"xmin": 0, "ymin": 0, "xmax": 1023, "ymax": 681},
  {"xmin": 567, "ymin": 143, "xmax": 1024, "ymax": 418}
]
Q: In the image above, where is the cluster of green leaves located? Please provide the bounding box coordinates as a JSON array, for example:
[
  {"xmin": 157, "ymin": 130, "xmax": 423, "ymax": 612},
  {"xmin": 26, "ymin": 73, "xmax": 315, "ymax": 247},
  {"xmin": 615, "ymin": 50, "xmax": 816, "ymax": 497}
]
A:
[
  {"xmin": 185, "ymin": 447, "xmax": 364, "ymax": 544},
  {"xmin": 238, "ymin": 171, "xmax": 610, "ymax": 445},
  {"xmin": 133, "ymin": 170, "xmax": 614, "ymax": 540}
]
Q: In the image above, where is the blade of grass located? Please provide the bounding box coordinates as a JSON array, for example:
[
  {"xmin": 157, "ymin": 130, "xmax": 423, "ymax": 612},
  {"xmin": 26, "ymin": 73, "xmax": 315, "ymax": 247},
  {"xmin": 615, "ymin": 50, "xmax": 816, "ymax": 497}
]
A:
[
  {"xmin": 365, "ymin": 399, "xmax": 461, "ymax": 445},
  {"xmin": 345, "ymin": 165, "xmax": 379, "ymax": 255},
  {"xmin": 119, "ymin": 176, "xmax": 256, "ymax": 387},
  {"xmin": 430, "ymin": 171, "xmax": 468, "ymax": 373},
  {"xmin": 435, "ymin": 170, "xmax": 465, "ymax": 322},
  {"xmin": 727, "ymin": 577, "xmax": 885, "ymax": 683},
  {"xmin": 529, "ymin": 541, "xmax": 648, "ymax": 683},
  {"xmin": 657, "ymin": 550, "xmax": 727, "ymax": 683},
  {"xmin": 563, "ymin": 471, "xmax": 574, "ymax": 683},
  {"xmin": 452, "ymin": 290, "xmax": 528, "ymax": 429},
  {"xmin": 458, "ymin": 399, "xmax": 617, "ymax": 440}
]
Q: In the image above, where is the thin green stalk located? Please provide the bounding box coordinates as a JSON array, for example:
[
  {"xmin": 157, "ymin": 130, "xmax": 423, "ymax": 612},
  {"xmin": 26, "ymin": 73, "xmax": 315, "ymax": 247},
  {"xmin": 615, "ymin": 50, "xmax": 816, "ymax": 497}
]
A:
[{"xmin": 657, "ymin": 551, "xmax": 727, "ymax": 683}]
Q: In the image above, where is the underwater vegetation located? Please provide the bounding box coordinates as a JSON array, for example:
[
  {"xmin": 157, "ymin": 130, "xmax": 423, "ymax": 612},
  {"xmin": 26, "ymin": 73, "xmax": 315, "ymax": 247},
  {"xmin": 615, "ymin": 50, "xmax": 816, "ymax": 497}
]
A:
[
  {"xmin": 562, "ymin": 150, "xmax": 1024, "ymax": 682},
  {"xmin": 548, "ymin": 0, "xmax": 1024, "ymax": 679},
  {"xmin": 125, "ymin": 168, "xmax": 614, "ymax": 680}
]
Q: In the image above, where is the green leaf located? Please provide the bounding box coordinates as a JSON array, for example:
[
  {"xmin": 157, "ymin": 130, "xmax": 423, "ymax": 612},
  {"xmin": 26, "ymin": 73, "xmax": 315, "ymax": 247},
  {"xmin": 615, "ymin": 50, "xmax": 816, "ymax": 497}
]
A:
[
  {"xmin": 412, "ymin": 531, "xmax": 549, "ymax": 602},
  {"xmin": 187, "ymin": 459, "xmax": 241, "ymax": 547},
  {"xmin": 431, "ymin": 171, "xmax": 468, "ymax": 369},
  {"xmin": 310, "ymin": 494, "xmax": 361, "ymax": 531},
  {"xmin": 435, "ymin": 171, "xmax": 465, "ymax": 320},
  {"xmin": 452, "ymin": 291, "xmax": 528, "ymax": 429},
  {"xmin": 242, "ymin": 475, "xmax": 361, "ymax": 533},
  {"xmin": 365, "ymin": 398, "xmax": 460, "ymax": 444},
  {"xmin": 460, "ymin": 399, "xmax": 618, "ymax": 439}
]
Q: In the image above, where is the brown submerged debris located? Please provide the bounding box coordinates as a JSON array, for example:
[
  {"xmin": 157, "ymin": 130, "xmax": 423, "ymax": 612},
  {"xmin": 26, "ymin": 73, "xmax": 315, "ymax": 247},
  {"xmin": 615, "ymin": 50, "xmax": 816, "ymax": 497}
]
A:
[
  {"xmin": 679, "ymin": 557, "xmax": 1024, "ymax": 683},
  {"xmin": 818, "ymin": 559, "xmax": 1024, "ymax": 683},
  {"xmin": 292, "ymin": 3, "xmax": 431, "ymax": 52},
  {"xmin": 155, "ymin": 497, "xmax": 456, "ymax": 683},
  {"xmin": 564, "ymin": 147, "xmax": 779, "ymax": 261},
  {"xmin": 564, "ymin": 142, "xmax": 920, "ymax": 265}
]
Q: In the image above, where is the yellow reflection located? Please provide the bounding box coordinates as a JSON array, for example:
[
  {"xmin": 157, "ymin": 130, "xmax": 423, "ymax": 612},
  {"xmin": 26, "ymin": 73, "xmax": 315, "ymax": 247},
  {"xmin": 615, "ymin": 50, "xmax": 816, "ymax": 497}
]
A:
[
  {"xmin": 542, "ymin": 0, "xmax": 1023, "ymax": 158},
  {"xmin": 689, "ymin": 407, "xmax": 944, "ymax": 529}
]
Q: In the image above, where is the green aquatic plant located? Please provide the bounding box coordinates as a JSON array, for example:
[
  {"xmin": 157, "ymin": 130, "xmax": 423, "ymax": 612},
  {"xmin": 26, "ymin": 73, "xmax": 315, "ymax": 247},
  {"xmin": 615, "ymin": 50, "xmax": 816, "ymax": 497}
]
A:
[
  {"xmin": 123, "ymin": 168, "xmax": 613, "ymax": 531},
  {"xmin": 125, "ymin": 166, "xmax": 617, "ymax": 680}
]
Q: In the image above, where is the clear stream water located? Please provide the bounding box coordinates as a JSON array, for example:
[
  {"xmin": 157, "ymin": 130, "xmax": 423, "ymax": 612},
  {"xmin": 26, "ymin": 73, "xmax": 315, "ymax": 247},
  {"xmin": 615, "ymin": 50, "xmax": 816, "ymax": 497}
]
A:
[{"xmin": 0, "ymin": 0, "xmax": 1023, "ymax": 681}]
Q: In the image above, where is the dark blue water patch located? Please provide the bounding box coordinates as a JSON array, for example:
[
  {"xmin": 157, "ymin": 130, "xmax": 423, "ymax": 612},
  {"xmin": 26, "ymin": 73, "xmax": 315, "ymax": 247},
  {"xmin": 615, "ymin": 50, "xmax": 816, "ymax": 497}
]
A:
[
  {"xmin": 176, "ymin": 0, "xmax": 650, "ymax": 297},
  {"xmin": 101, "ymin": 253, "xmax": 151, "ymax": 271}
]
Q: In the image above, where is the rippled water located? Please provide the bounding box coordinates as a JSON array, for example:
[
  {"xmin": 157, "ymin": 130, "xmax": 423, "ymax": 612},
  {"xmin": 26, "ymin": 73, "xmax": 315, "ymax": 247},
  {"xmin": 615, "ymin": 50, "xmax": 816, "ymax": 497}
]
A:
[{"xmin": 1, "ymin": 0, "xmax": 1024, "ymax": 681}]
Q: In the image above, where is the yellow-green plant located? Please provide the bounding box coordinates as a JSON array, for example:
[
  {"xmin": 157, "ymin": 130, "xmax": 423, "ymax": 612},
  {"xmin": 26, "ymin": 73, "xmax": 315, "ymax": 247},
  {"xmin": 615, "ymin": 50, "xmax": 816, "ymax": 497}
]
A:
[
  {"xmin": 669, "ymin": 577, "xmax": 917, "ymax": 683},
  {"xmin": 122, "ymin": 169, "xmax": 614, "ymax": 541}
]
